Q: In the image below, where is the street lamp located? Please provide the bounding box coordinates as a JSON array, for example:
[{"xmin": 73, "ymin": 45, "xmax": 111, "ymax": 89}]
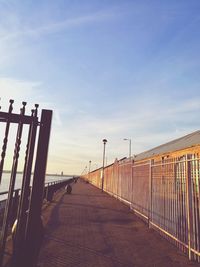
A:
[
  {"xmin": 88, "ymin": 160, "xmax": 91, "ymax": 181},
  {"xmin": 101, "ymin": 139, "xmax": 107, "ymax": 192},
  {"xmin": 123, "ymin": 138, "xmax": 131, "ymax": 158}
]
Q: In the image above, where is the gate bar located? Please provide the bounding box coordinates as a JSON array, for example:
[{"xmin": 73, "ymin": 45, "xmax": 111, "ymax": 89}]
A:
[
  {"xmin": 11, "ymin": 105, "xmax": 39, "ymax": 266},
  {"xmin": 0, "ymin": 102, "xmax": 26, "ymax": 266}
]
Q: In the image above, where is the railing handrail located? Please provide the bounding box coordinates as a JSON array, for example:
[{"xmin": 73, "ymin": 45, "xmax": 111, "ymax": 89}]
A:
[{"xmin": 0, "ymin": 178, "xmax": 71, "ymax": 197}]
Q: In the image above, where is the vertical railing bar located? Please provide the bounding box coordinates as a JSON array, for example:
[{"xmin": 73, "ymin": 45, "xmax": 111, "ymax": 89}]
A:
[
  {"xmin": 165, "ymin": 162, "xmax": 167, "ymax": 233},
  {"xmin": 130, "ymin": 160, "xmax": 134, "ymax": 210},
  {"xmin": 165, "ymin": 162, "xmax": 167, "ymax": 234},
  {"xmin": 171, "ymin": 159, "xmax": 175, "ymax": 237},
  {"xmin": 153, "ymin": 165, "xmax": 156, "ymax": 225},
  {"xmin": 172, "ymin": 158, "xmax": 175, "ymax": 238},
  {"xmin": 0, "ymin": 100, "xmax": 14, "ymax": 185},
  {"xmin": 178, "ymin": 158, "xmax": 182, "ymax": 249},
  {"xmin": 167, "ymin": 161, "xmax": 170, "ymax": 233},
  {"xmin": 194, "ymin": 155, "xmax": 197, "ymax": 259},
  {"xmin": 159, "ymin": 163, "xmax": 161, "ymax": 230},
  {"xmin": 184, "ymin": 157, "xmax": 187, "ymax": 251},
  {"xmin": 167, "ymin": 162, "xmax": 170, "ymax": 234},
  {"xmin": 159, "ymin": 163, "xmax": 162, "ymax": 230},
  {"xmin": 0, "ymin": 102, "xmax": 26, "ymax": 266},
  {"xmin": 148, "ymin": 160, "xmax": 152, "ymax": 227},
  {"xmin": 181, "ymin": 157, "xmax": 185, "ymax": 250},
  {"xmin": 191, "ymin": 156, "xmax": 196, "ymax": 260},
  {"xmin": 172, "ymin": 159, "xmax": 177, "ymax": 237},
  {"xmin": 197, "ymin": 158, "xmax": 200, "ymax": 261},
  {"xmin": 168, "ymin": 161, "xmax": 171, "ymax": 235},
  {"xmin": 195, "ymin": 156, "xmax": 200, "ymax": 261},
  {"xmin": 176, "ymin": 159, "xmax": 180, "ymax": 243},
  {"xmin": 151, "ymin": 163, "xmax": 154, "ymax": 224},
  {"xmin": 192, "ymin": 155, "xmax": 196, "ymax": 260},
  {"xmin": 198, "ymin": 158, "xmax": 200, "ymax": 262},
  {"xmin": 171, "ymin": 160, "xmax": 173, "ymax": 237},
  {"xmin": 11, "ymin": 106, "xmax": 39, "ymax": 266},
  {"xmin": 170, "ymin": 160, "xmax": 172, "ymax": 240},
  {"xmin": 171, "ymin": 160, "xmax": 174, "ymax": 237},
  {"xmin": 180, "ymin": 157, "xmax": 185, "ymax": 253},
  {"xmin": 181, "ymin": 158, "xmax": 185, "ymax": 250},
  {"xmin": 179, "ymin": 158, "xmax": 182, "ymax": 246},
  {"xmin": 180, "ymin": 158, "xmax": 185, "ymax": 248},
  {"xmin": 154, "ymin": 163, "xmax": 157, "ymax": 225},
  {"xmin": 195, "ymin": 157, "xmax": 199, "ymax": 260},
  {"xmin": 193, "ymin": 156, "xmax": 198, "ymax": 260},
  {"xmin": 186, "ymin": 154, "xmax": 193, "ymax": 260}
]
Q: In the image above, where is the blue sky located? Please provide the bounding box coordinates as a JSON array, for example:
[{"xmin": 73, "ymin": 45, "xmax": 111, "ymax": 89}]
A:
[{"xmin": 0, "ymin": 0, "xmax": 200, "ymax": 174}]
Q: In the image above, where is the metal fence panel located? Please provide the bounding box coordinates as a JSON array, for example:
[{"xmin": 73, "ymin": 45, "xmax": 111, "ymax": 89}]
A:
[{"xmin": 84, "ymin": 154, "xmax": 200, "ymax": 262}]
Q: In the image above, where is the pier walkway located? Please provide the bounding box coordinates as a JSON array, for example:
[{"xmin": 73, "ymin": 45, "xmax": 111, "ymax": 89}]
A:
[{"xmin": 38, "ymin": 179, "xmax": 199, "ymax": 267}]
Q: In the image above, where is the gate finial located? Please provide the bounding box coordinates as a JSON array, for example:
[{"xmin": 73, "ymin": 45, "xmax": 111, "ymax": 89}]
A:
[
  {"xmin": 35, "ymin": 104, "xmax": 39, "ymax": 117},
  {"xmin": 9, "ymin": 99, "xmax": 14, "ymax": 113}
]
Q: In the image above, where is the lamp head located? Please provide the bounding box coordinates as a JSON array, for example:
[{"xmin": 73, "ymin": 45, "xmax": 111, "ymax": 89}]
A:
[{"xmin": 103, "ymin": 139, "xmax": 107, "ymax": 144}]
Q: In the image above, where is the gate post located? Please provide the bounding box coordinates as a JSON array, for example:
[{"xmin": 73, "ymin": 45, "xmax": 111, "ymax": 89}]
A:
[{"xmin": 22, "ymin": 109, "xmax": 52, "ymax": 267}]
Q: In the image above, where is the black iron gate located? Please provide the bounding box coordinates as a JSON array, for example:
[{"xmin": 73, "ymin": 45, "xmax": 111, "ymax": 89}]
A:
[{"xmin": 0, "ymin": 100, "xmax": 52, "ymax": 267}]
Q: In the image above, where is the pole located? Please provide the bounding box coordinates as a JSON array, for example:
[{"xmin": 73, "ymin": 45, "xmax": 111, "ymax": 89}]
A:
[
  {"xmin": 129, "ymin": 139, "xmax": 131, "ymax": 158},
  {"xmin": 101, "ymin": 139, "xmax": 107, "ymax": 192},
  {"xmin": 88, "ymin": 160, "xmax": 91, "ymax": 182}
]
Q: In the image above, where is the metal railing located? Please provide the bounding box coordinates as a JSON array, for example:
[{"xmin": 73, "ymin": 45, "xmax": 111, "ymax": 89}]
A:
[
  {"xmin": 0, "ymin": 178, "xmax": 73, "ymax": 201},
  {"xmin": 83, "ymin": 154, "xmax": 200, "ymax": 262}
]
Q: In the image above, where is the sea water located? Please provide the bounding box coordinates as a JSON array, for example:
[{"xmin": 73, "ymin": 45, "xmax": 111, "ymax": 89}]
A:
[{"xmin": 0, "ymin": 172, "xmax": 72, "ymax": 201}]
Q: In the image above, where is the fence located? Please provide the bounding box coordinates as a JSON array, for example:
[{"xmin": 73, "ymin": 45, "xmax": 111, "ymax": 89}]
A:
[{"xmin": 83, "ymin": 154, "xmax": 200, "ymax": 262}]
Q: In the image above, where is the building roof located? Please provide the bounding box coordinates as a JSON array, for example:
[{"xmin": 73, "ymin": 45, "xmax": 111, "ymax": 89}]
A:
[{"xmin": 134, "ymin": 130, "xmax": 200, "ymax": 161}]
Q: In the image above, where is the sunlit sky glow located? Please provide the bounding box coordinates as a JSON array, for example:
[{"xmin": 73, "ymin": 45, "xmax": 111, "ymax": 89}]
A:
[{"xmin": 0, "ymin": 0, "xmax": 200, "ymax": 174}]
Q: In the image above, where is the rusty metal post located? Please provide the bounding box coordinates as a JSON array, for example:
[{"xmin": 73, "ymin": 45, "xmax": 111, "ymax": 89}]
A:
[{"xmin": 22, "ymin": 109, "xmax": 52, "ymax": 267}]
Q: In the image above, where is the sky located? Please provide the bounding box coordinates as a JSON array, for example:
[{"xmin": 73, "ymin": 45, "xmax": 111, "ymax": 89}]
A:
[{"xmin": 0, "ymin": 0, "xmax": 200, "ymax": 175}]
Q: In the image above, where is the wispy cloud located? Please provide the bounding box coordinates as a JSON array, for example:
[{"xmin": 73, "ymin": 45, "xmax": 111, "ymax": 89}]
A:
[{"xmin": 0, "ymin": 10, "xmax": 117, "ymax": 42}]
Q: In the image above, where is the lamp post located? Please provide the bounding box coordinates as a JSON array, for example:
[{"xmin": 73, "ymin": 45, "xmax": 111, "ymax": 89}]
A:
[
  {"xmin": 88, "ymin": 160, "xmax": 91, "ymax": 182},
  {"xmin": 123, "ymin": 138, "xmax": 131, "ymax": 158},
  {"xmin": 101, "ymin": 139, "xmax": 107, "ymax": 192}
]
